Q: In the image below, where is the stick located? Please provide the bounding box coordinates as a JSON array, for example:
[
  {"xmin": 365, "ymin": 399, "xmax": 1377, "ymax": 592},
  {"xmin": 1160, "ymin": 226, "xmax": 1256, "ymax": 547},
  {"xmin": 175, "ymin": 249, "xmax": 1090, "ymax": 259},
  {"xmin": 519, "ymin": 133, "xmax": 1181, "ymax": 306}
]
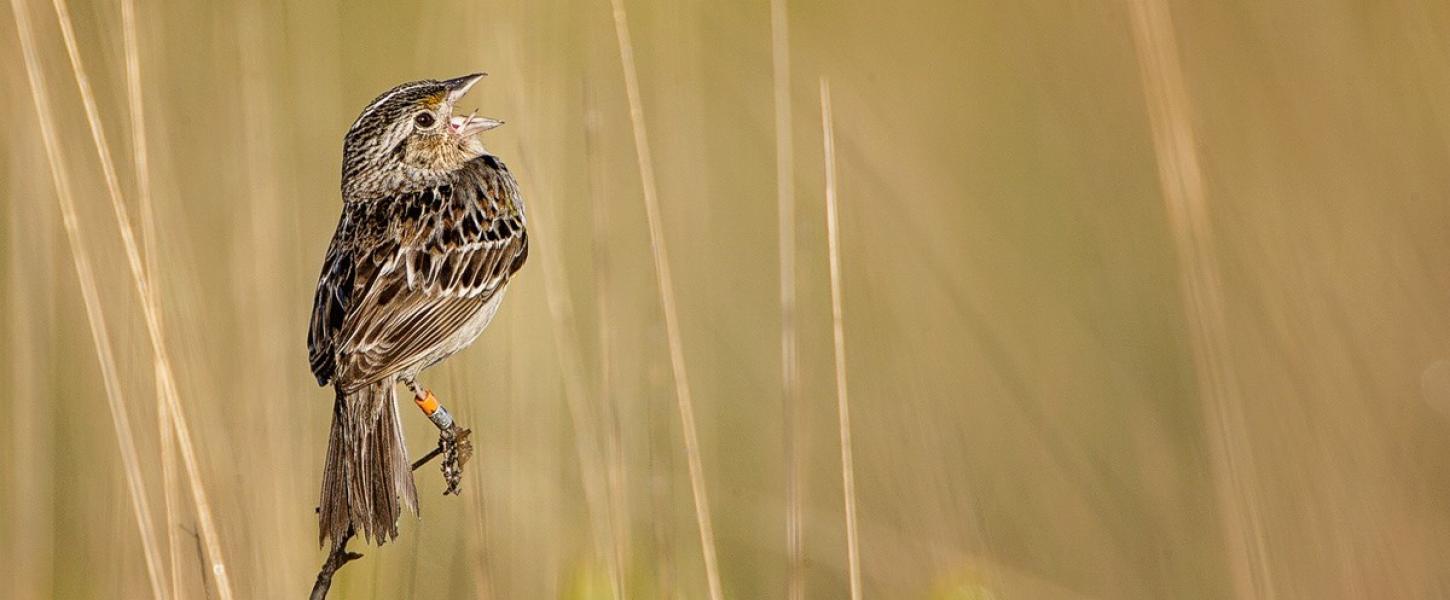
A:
[
  {"xmin": 307, "ymin": 424, "xmax": 467, "ymax": 600},
  {"xmin": 309, "ymin": 529, "xmax": 363, "ymax": 600}
]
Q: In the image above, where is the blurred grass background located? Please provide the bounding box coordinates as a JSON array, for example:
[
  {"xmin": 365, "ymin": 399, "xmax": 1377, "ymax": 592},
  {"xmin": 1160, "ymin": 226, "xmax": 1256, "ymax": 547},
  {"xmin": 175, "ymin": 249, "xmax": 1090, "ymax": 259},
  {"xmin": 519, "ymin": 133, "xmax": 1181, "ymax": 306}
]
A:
[{"xmin": 5, "ymin": 0, "xmax": 1450, "ymax": 598}]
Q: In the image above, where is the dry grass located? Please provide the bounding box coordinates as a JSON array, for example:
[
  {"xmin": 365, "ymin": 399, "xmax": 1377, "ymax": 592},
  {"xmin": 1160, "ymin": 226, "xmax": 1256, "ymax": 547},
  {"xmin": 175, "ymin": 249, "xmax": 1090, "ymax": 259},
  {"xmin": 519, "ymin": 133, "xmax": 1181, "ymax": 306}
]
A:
[
  {"xmin": 1126, "ymin": 2, "xmax": 1273, "ymax": 597},
  {"xmin": 607, "ymin": 0, "xmax": 723, "ymax": 598},
  {"xmin": 8, "ymin": 1, "xmax": 1450, "ymax": 598},
  {"xmin": 117, "ymin": 1, "xmax": 185, "ymax": 597},
  {"xmin": 9, "ymin": 1, "xmax": 166, "ymax": 597},
  {"xmin": 771, "ymin": 2, "xmax": 805, "ymax": 599},
  {"xmin": 819, "ymin": 78, "xmax": 862, "ymax": 600},
  {"xmin": 585, "ymin": 83, "xmax": 634, "ymax": 600},
  {"xmin": 521, "ymin": 94, "xmax": 624, "ymax": 600},
  {"xmin": 42, "ymin": 0, "xmax": 235, "ymax": 596}
]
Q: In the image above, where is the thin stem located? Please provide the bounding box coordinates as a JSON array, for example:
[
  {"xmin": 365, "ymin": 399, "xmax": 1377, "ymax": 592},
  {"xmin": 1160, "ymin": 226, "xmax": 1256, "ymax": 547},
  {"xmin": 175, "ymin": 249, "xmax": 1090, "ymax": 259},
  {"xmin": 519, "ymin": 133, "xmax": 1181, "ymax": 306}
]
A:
[
  {"xmin": 490, "ymin": 39, "xmax": 623, "ymax": 596},
  {"xmin": 1126, "ymin": 2, "xmax": 1273, "ymax": 598},
  {"xmin": 607, "ymin": 1, "xmax": 723, "ymax": 598},
  {"xmin": 586, "ymin": 77, "xmax": 632, "ymax": 600},
  {"xmin": 44, "ymin": 0, "xmax": 235, "ymax": 596},
  {"xmin": 10, "ymin": 1, "xmax": 166, "ymax": 597},
  {"xmin": 309, "ymin": 529, "xmax": 363, "ymax": 600},
  {"xmin": 155, "ymin": 372, "xmax": 184, "ymax": 599},
  {"xmin": 771, "ymin": 1, "xmax": 804, "ymax": 598},
  {"xmin": 118, "ymin": 1, "xmax": 184, "ymax": 597},
  {"xmin": 821, "ymin": 78, "xmax": 862, "ymax": 600}
]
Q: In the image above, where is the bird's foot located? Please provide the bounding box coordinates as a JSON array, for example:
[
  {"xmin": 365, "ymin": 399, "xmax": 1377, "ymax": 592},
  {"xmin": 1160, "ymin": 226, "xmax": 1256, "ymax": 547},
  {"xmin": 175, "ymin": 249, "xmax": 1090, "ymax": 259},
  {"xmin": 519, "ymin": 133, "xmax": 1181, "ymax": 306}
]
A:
[
  {"xmin": 439, "ymin": 424, "xmax": 473, "ymax": 495},
  {"xmin": 408, "ymin": 386, "xmax": 475, "ymax": 494}
]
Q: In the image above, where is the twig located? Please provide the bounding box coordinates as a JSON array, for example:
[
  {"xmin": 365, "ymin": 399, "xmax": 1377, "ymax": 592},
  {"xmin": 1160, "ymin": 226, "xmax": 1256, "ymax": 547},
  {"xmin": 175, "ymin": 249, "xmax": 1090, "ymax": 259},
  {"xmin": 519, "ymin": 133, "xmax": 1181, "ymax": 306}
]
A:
[
  {"xmin": 607, "ymin": 1, "xmax": 724, "ymax": 598},
  {"xmin": 820, "ymin": 78, "xmax": 862, "ymax": 600},
  {"xmin": 412, "ymin": 425, "xmax": 473, "ymax": 496},
  {"xmin": 412, "ymin": 445, "xmax": 445, "ymax": 471},
  {"xmin": 307, "ymin": 428, "xmax": 463, "ymax": 600},
  {"xmin": 309, "ymin": 529, "xmax": 363, "ymax": 600}
]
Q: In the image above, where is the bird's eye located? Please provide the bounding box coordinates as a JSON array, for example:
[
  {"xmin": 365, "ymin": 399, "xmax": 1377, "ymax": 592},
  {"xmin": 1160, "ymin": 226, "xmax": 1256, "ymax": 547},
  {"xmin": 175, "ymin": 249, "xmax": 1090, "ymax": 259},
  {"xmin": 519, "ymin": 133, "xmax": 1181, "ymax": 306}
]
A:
[{"xmin": 414, "ymin": 111, "xmax": 436, "ymax": 129}]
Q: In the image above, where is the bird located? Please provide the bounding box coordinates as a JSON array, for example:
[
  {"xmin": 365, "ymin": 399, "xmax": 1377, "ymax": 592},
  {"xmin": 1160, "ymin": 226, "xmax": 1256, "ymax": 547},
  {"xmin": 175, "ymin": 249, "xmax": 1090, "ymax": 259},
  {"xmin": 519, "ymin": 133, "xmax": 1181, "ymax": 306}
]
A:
[{"xmin": 307, "ymin": 73, "xmax": 528, "ymax": 549}]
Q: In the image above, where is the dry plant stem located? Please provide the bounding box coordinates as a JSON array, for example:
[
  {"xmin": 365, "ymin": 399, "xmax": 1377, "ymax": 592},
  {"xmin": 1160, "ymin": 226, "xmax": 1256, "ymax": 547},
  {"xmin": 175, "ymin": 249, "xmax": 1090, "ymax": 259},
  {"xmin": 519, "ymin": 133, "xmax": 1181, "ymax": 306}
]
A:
[
  {"xmin": 535, "ymin": 196, "xmax": 622, "ymax": 596},
  {"xmin": 412, "ymin": 444, "xmax": 447, "ymax": 471},
  {"xmin": 1126, "ymin": 2, "xmax": 1274, "ymax": 598},
  {"xmin": 309, "ymin": 529, "xmax": 363, "ymax": 600},
  {"xmin": 770, "ymin": 1, "xmax": 805, "ymax": 598},
  {"xmin": 44, "ymin": 0, "xmax": 236, "ymax": 596},
  {"xmin": 155, "ymin": 372, "xmax": 184, "ymax": 599},
  {"xmin": 6, "ymin": 156, "xmax": 55, "ymax": 599},
  {"xmin": 308, "ymin": 434, "xmax": 462, "ymax": 599},
  {"xmin": 608, "ymin": 1, "xmax": 724, "ymax": 598},
  {"xmin": 586, "ymin": 92, "xmax": 632, "ymax": 600},
  {"xmin": 489, "ymin": 41, "xmax": 623, "ymax": 595},
  {"xmin": 10, "ymin": 1, "xmax": 167, "ymax": 597},
  {"xmin": 821, "ymin": 78, "xmax": 862, "ymax": 600},
  {"xmin": 118, "ymin": 1, "xmax": 184, "ymax": 596}
]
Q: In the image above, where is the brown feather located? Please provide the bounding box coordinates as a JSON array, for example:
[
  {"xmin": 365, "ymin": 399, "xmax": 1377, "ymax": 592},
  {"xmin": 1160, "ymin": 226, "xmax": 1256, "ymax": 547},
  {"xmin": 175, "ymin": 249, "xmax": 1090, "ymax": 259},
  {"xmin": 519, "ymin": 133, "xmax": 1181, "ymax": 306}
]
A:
[{"xmin": 309, "ymin": 152, "xmax": 528, "ymax": 547}]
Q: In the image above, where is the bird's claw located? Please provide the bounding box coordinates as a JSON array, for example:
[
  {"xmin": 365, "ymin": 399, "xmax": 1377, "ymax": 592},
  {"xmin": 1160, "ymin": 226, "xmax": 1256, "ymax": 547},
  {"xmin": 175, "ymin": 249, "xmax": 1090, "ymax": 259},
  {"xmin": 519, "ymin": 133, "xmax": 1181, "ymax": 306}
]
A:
[{"xmin": 439, "ymin": 425, "xmax": 473, "ymax": 495}]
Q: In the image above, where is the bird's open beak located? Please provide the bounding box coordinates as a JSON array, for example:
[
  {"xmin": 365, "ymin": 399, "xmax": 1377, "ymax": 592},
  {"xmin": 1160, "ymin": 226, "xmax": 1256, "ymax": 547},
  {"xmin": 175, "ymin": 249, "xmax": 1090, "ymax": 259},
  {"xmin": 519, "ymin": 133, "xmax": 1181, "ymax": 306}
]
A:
[
  {"xmin": 443, "ymin": 73, "xmax": 503, "ymax": 136},
  {"xmin": 450, "ymin": 112, "xmax": 503, "ymax": 136}
]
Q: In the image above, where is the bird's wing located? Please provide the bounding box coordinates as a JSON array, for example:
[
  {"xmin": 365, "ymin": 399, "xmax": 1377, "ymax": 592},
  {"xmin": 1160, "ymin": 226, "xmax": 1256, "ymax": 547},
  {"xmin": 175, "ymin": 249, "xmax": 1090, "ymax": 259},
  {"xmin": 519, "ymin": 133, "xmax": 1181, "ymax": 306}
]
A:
[
  {"xmin": 330, "ymin": 157, "xmax": 529, "ymax": 391},
  {"xmin": 308, "ymin": 210, "xmax": 358, "ymax": 386}
]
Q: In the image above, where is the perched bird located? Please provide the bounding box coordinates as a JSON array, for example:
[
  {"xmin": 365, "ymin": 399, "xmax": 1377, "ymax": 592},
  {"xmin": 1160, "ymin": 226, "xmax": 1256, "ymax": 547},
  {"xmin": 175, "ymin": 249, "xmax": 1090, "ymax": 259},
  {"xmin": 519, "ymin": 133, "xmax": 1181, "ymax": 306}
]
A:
[{"xmin": 308, "ymin": 73, "xmax": 529, "ymax": 548}]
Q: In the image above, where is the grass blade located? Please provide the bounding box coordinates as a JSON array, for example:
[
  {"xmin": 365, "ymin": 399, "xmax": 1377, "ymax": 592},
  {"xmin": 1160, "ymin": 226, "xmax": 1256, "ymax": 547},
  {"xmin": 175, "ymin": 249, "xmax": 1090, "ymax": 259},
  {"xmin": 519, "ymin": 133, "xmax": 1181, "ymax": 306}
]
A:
[
  {"xmin": 607, "ymin": 1, "xmax": 723, "ymax": 597},
  {"xmin": 117, "ymin": 1, "xmax": 186, "ymax": 597},
  {"xmin": 820, "ymin": 77, "xmax": 862, "ymax": 600},
  {"xmin": 1126, "ymin": 1, "xmax": 1273, "ymax": 598},
  {"xmin": 771, "ymin": 2, "xmax": 804, "ymax": 598},
  {"xmin": 10, "ymin": 1, "xmax": 166, "ymax": 596},
  {"xmin": 43, "ymin": 0, "xmax": 236, "ymax": 596}
]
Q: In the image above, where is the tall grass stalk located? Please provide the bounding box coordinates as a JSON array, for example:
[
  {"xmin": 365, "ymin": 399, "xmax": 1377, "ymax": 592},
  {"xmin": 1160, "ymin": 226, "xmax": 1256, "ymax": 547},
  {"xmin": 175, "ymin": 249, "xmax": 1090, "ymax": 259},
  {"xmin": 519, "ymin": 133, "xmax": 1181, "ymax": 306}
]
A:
[
  {"xmin": 820, "ymin": 78, "xmax": 862, "ymax": 600},
  {"xmin": 1126, "ymin": 1, "xmax": 1273, "ymax": 598},
  {"xmin": 232, "ymin": 8, "xmax": 303, "ymax": 595},
  {"xmin": 489, "ymin": 33, "xmax": 624, "ymax": 595},
  {"xmin": 607, "ymin": 1, "xmax": 724, "ymax": 598},
  {"xmin": 154, "ymin": 373, "xmax": 184, "ymax": 597},
  {"xmin": 585, "ymin": 83, "xmax": 633, "ymax": 599},
  {"xmin": 770, "ymin": 2, "xmax": 804, "ymax": 598},
  {"xmin": 10, "ymin": 1, "xmax": 166, "ymax": 596},
  {"xmin": 118, "ymin": 1, "xmax": 185, "ymax": 596},
  {"xmin": 5, "ymin": 121, "xmax": 56, "ymax": 600},
  {"xmin": 536, "ymin": 197, "xmax": 623, "ymax": 599},
  {"xmin": 44, "ymin": 0, "xmax": 235, "ymax": 596}
]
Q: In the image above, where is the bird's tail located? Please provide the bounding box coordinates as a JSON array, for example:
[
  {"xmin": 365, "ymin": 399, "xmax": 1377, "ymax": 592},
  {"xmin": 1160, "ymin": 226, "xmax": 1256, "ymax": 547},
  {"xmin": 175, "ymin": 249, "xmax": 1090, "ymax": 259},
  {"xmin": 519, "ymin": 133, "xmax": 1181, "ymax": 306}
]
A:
[{"xmin": 319, "ymin": 376, "xmax": 418, "ymax": 547}]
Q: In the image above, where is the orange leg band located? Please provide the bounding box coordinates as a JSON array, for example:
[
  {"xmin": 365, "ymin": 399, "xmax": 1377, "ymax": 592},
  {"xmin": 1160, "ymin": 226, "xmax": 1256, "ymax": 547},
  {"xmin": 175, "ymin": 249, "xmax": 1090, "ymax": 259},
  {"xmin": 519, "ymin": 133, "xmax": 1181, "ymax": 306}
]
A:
[
  {"xmin": 413, "ymin": 389, "xmax": 454, "ymax": 430},
  {"xmin": 415, "ymin": 390, "xmax": 440, "ymax": 416}
]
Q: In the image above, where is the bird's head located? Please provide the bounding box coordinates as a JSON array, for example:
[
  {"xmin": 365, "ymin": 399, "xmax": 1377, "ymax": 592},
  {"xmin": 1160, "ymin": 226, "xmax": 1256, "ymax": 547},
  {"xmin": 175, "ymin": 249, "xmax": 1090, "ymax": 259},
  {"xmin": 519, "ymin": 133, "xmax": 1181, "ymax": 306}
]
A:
[{"xmin": 341, "ymin": 73, "xmax": 502, "ymax": 198}]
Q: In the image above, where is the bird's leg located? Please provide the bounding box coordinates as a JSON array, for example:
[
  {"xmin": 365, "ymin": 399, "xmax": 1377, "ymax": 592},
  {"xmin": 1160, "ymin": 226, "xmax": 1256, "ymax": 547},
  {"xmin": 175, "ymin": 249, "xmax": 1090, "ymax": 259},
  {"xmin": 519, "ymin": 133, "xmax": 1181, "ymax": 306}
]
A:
[{"xmin": 403, "ymin": 377, "xmax": 473, "ymax": 495}]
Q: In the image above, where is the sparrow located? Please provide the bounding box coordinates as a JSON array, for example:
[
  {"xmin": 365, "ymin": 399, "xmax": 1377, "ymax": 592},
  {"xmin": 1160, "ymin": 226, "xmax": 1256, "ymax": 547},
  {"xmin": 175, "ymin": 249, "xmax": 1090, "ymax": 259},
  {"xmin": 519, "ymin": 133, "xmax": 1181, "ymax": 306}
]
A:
[{"xmin": 307, "ymin": 73, "xmax": 528, "ymax": 548}]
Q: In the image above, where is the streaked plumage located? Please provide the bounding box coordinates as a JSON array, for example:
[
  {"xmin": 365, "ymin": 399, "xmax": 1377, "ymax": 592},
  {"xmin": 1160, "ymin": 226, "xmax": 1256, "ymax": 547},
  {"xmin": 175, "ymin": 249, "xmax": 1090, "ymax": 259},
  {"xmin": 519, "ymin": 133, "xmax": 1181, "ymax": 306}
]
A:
[{"xmin": 308, "ymin": 74, "xmax": 526, "ymax": 547}]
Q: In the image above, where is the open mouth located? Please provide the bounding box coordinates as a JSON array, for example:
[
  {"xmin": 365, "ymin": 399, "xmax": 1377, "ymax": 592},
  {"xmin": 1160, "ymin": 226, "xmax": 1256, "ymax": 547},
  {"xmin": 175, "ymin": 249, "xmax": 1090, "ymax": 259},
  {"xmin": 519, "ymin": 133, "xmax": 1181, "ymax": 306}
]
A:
[
  {"xmin": 443, "ymin": 73, "xmax": 503, "ymax": 137},
  {"xmin": 450, "ymin": 111, "xmax": 503, "ymax": 137}
]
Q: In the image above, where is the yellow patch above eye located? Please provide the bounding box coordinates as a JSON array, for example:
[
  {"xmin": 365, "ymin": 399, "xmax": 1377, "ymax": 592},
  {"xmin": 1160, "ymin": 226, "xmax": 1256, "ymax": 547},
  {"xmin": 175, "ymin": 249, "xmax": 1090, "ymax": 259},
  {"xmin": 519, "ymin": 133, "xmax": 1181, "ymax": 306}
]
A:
[{"xmin": 422, "ymin": 91, "xmax": 447, "ymax": 108}]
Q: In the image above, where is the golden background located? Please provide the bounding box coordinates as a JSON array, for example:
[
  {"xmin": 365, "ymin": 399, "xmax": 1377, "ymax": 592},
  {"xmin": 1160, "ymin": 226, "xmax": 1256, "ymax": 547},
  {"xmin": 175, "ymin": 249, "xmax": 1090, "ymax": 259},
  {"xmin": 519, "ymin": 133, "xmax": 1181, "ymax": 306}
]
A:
[{"xmin": 4, "ymin": 0, "xmax": 1450, "ymax": 598}]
